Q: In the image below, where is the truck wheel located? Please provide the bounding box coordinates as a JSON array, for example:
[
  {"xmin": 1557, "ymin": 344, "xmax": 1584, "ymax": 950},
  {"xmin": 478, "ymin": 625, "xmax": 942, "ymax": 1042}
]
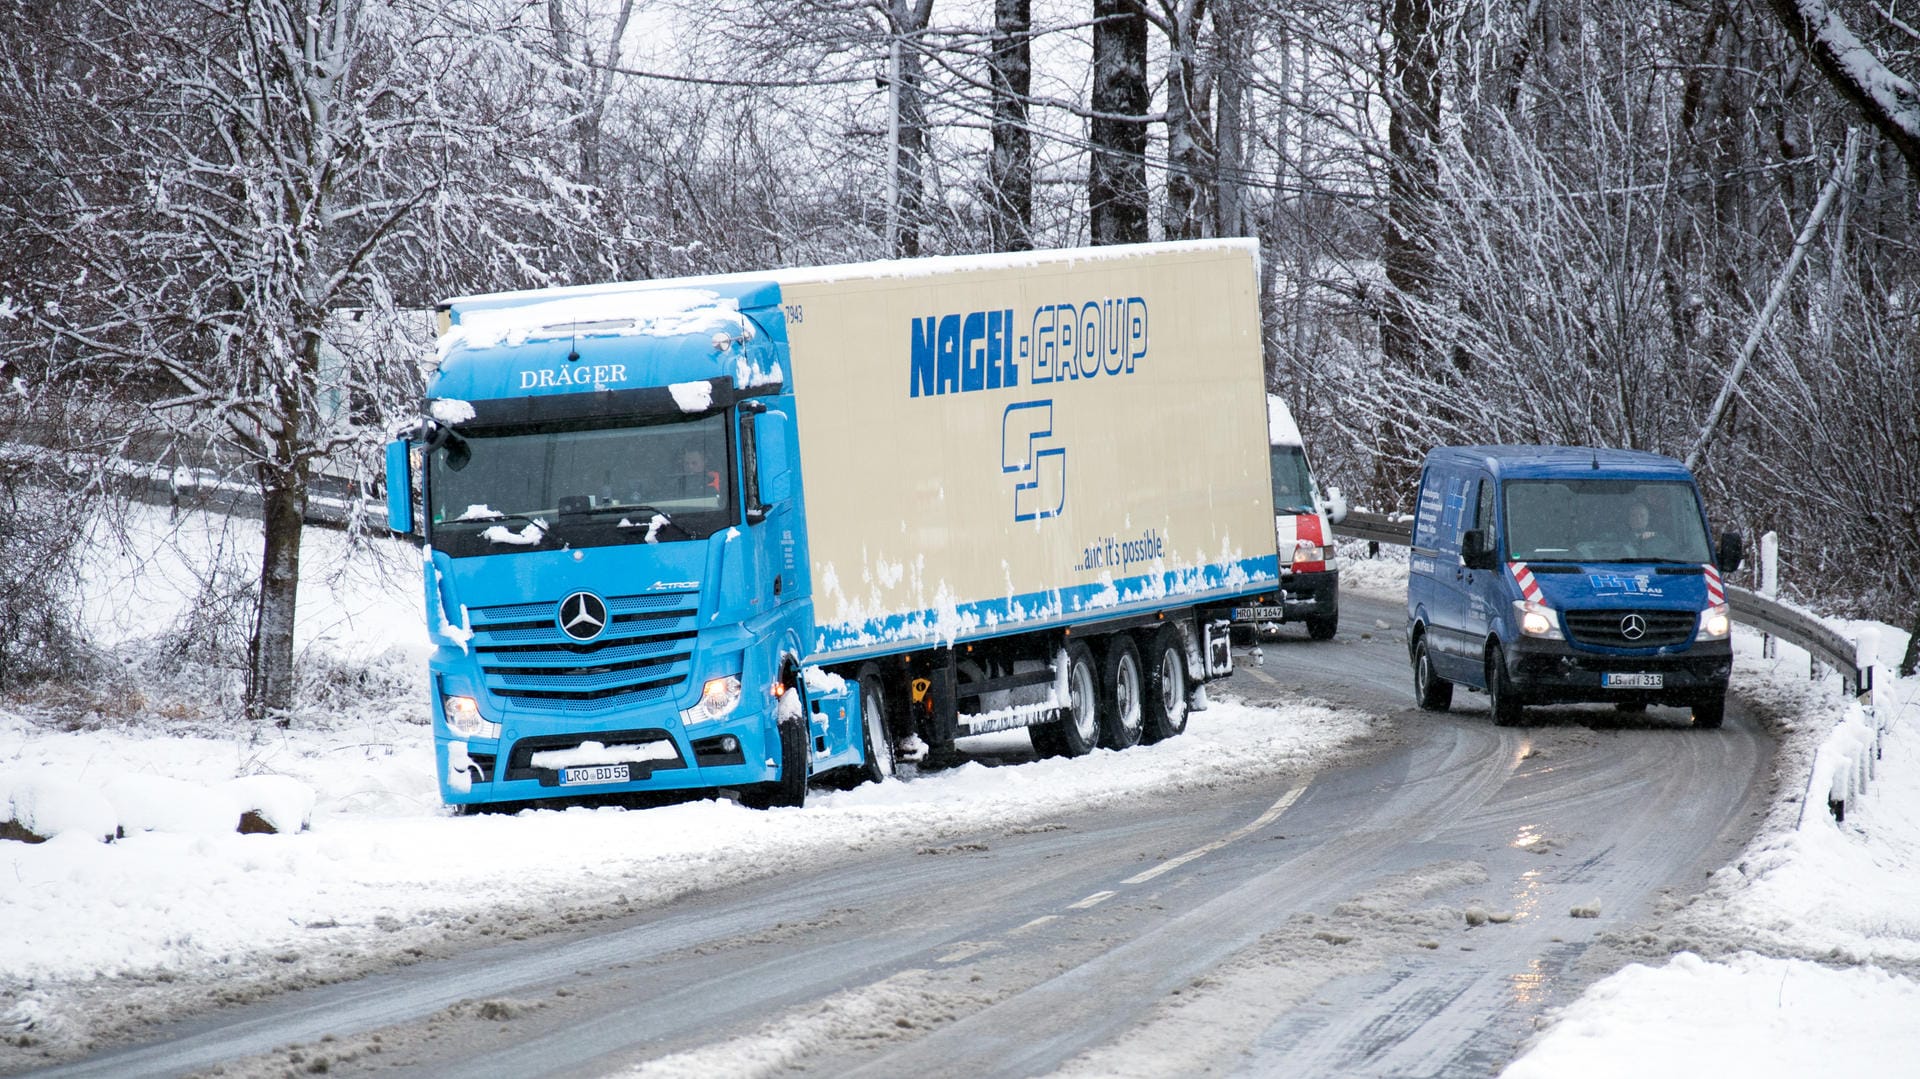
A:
[
  {"xmin": 1098, "ymin": 637, "xmax": 1145, "ymax": 750},
  {"xmin": 854, "ymin": 663, "xmax": 897, "ymax": 785},
  {"xmin": 1306, "ymin": 610, "xmax": 1338, "ymax": 641},
  {"xmin": 1412, "ymin": 633, "xmax": 1453, "ymax": 712},
  {"xmin": 1692, "ymin": 694, "xmax": 1726, "ymax": 729},
  {"xmin": 741, "ymin": 715, "xmax": 808, "ymax": 809},
  {"xmin": 1486, "ymin": 647, "xmax": 1524, "ymax": 728},
  {"xmin": 1049, "ymin": 641, "xmax": 1101, "ymax": 757},
  {"xmin": 1140, "ymin": 626, "xmax": 1189, "ymax": 743}
]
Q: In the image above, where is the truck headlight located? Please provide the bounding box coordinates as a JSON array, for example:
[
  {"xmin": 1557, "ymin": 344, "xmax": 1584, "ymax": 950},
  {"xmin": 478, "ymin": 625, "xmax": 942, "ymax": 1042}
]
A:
[
  {"xmin": 1698, "ymin": 603, "xmax": 1731, "ymax": 640},
  {"xmin": 1513, "ymin": 600, "xmax": 1563, "ymax": 640},
  {"xmin": 681, "ymin": 675, "xmax": 743, "ymax": 724},
  {"xmin": 442, "ymin": 695, "xmax": 501, "ymax": 739}
]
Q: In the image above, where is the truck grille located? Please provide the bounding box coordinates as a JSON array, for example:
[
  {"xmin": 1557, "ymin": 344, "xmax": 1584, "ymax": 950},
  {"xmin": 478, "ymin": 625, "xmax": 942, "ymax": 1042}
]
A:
[
  {"xmin": 1562, "ymin": 608, "xmax": 1696, "ymax": 649},
  {"xmin": 468, "ymin": 590, "xmax": 699, "ymax": 712}
]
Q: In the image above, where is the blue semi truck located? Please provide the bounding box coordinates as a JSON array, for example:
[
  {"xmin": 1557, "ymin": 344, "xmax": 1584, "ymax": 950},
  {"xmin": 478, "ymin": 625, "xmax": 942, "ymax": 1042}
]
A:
[{"xmin": 386, "ymin": 241, "xmax": 1283, "ymax": 810}]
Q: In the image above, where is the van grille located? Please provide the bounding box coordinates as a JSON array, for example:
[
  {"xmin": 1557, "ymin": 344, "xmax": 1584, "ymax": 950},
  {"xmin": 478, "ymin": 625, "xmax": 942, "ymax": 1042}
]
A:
[
  {"xmin": 1562, "ymin": 608, "xmax": 1696, "ymax": 649},
  {"xmin": 468, "ymin": 591, "xmax": 698, "ymax": 712}
]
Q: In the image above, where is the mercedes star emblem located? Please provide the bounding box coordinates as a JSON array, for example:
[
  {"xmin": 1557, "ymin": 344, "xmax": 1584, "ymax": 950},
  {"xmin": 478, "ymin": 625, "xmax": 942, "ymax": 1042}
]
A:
[
  {"xmin": 1620, "ymin": 613, "xmax": 1647, "ymax": 641},
  {"xmin": 557, "ymin": 591, "xmax": 609, "ymax": 641}
]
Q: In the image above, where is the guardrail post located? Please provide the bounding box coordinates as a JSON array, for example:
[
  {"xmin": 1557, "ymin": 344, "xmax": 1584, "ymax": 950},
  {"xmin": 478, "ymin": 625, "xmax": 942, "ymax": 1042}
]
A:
[{"xmin": 1759, "ymin": 532, "xmax": 1779, "ymax": 660}]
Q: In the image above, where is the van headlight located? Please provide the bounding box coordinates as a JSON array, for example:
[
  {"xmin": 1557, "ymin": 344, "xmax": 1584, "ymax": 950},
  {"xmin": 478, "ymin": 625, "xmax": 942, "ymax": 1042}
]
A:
[
  {"xmin": 442, "ymin": 695, "xmax": 501, "ymax": 739},
  {"xmin": 1513, "ymin": 600, "xmax": 1563, "ymax": 640},
  {"xmin": 681, "ymin": 675, "xmax": 743, "ymax": 724},
  {"xmin": 1698, "ymin": 603, "xmax": 1731, "ymax": 640}
]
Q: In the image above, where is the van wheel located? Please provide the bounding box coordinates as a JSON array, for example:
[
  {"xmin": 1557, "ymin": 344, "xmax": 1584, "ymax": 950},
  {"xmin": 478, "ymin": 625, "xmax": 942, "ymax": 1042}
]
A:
[
  {"xmin": 1306, "ymin": 611, "xmax": 1338, "ymax": 641},
  {"xmin": 1098, "ymin": 637, "xmax": 1145, "ymax": 750},
  {"xmin": 1412, "ymin": 633, "xmax": 1453, "ymax": 712},
  {"xmin": 1045, "ymin": 641, "xmax": 1101, "ymax": 757},
  {"xmin": 740, "ymin": 714, "xmax": 808, "ymax": 809},
  {"xmin": 1140, "ymin": 626, "xmax": 1189, "ymax": 743},
  {"xmin": 1486, "ymin": 648, "xmax": 1524, "ymax": 728},
  {"xmin": 854, "ymin": 662, "xmax": 897, "ymax": 785},
  {"xmin": 1692, "ymin": 694, "xmax": 1726, "ymax": 729}
]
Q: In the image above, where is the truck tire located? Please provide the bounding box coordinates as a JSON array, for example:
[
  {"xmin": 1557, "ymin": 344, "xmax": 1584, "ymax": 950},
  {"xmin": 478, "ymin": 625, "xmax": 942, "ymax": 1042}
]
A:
[
  {"xmin": 740, "ymin": 715, "xmax": 808, "ymax": 809},
  {"xmin": 854, "ymin": 663, "xmax": 897, "ymax": 785},
  {"xmin": 1046, "ymin": 641, "xmax": 1101, "ymax": 757},
  {"xmin": 1412, "ymin": 632, "xmax": 1453, "ymax": 712},
  {"xmin": 1692, "ymin": 694, "xmax": 1726, "ymax": 729},
  {"xmin": 1140, "ymin": 626, "xmax": 1189, "ymax": 743},
  {"xmin": 1486, "ymin": 647, "xmax": 1524, "ymax": 728},
  {"xmin": 1306, "ymin": 610, "xmax": 1338, "ymax": 641},
  {"xmin": 1098, "ymin": 636, "xmax": 1145, "ymax": 750}
]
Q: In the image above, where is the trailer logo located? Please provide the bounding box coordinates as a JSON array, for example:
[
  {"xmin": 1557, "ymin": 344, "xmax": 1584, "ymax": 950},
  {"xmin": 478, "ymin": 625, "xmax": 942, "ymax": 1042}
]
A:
[
  {"xmin": 1002, "ymin": 400, "xmax": 1065, "ymax": 521},
  {"xmin": 557, "ymin": 591, "xmax": 609, "ymax": 641},
  {"xmin": 910, "ymin": 299, "xmax": 1148, "ymax": 399}
]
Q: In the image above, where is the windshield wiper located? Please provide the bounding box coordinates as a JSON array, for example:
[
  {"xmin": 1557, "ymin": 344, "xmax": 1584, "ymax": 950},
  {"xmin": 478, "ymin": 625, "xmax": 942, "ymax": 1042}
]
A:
[{"xmin": 606, "ymin": 506, "xmax": 693, "ymax": 540}]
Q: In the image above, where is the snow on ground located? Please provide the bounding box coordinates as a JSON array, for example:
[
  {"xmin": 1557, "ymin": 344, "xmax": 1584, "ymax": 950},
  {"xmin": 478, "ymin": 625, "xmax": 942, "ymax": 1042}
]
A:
[{"xmin": 0, "ymin": 522, "xmax": 1916, "ymax": 1077}]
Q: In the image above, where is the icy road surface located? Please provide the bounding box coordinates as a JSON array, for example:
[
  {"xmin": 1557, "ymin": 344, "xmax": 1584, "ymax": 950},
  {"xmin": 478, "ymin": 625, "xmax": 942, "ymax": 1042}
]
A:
[{"xmin": 12, "ymin": 592, "xmax": 1773, "ymax": 1078}]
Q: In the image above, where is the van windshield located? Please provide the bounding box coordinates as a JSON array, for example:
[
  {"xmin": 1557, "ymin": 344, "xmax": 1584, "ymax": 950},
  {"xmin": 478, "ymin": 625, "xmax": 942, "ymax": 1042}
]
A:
[
  {"xmin": 1269, "ymin": 445, "xmax": 1316, "ymax": 515},
  {"xmin": 1503, "ymin": 479, "xmax": 1712, "ymax": 564},
  {"xmin": 426, "ymin": 413, "xmax": 733, "ymax": 556}
]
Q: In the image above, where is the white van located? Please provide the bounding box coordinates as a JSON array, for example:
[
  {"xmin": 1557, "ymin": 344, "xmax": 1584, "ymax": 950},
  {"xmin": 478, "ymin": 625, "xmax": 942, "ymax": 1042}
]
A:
[{"xmin": 1230, "ymin": 394, "xmax": 1349, "ymax": 640}]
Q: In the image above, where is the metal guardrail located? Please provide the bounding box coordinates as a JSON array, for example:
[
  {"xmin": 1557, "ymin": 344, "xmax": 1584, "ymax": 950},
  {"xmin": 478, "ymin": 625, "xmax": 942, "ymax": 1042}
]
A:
[{"xmin": 1332, "ymin": 509, "xmax": 1871, "ymax": 702}]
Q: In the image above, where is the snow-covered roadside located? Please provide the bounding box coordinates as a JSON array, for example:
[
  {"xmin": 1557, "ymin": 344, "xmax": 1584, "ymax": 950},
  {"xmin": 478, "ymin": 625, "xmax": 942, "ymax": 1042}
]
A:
[
  {"xmin": 1501, "ymin": 630, "xmax": 1920, "ymax": 1078},
  {"xmin": 0, "ymin": 509, "xmax": 1379, "ymax": 1060},
  {"xmin": 3, "ymin": 524, "xmax": 1917, "ymax": 1077}
]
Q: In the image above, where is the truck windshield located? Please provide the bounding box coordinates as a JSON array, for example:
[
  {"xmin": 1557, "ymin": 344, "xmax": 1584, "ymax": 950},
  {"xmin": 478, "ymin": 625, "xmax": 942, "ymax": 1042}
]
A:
[
  {"xmin": 426, "ymin": 413, "xmax": 733, "ymax": 556},
  {"xmin": 1503, "ymin": 479, "xmax": 1713, "ymax": 564},
  {"xmin": 1269, "ymin": 444, "xmax": 1316, "ymax": 515}
]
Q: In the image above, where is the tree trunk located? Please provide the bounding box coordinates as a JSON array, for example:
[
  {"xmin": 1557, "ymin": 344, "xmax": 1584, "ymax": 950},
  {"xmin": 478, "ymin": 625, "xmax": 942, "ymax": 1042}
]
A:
[
  {"xmin": 1211, "ymin": 0, "xmax": 1249, "ymax": 238},
  {"xmin": 1377, "ymin": 0, "xmax": 1442, "ymax": 501},
  {"xmin": 889, "ymin": 0, "xmax": 935, "ymax": 257},
  {"xmin": 1090, "ymin": 0, "xmax": 1149, "ymax": 245},
  {"xmin": 988, "ymin": 0, "xmax": 1033, "ymax": 251},
  {"xmin": 248, "ymin": 457, "xmax": 307, "ymax": 725}
]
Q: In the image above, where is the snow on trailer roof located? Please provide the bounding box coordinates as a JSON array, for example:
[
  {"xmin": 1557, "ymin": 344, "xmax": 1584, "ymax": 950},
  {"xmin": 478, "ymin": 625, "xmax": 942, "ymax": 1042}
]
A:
[{"xmin": 436, "ymin": 238, "xmax": 1261, "ymax": 347}]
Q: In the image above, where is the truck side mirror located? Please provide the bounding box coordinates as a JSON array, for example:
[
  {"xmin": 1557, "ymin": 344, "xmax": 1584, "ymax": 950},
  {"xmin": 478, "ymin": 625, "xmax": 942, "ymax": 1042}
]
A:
[
  {"xmin": 753, "ymin": 409, "xmax": 794, "ymax": 509},
  {"xmin": 1716, "ymin": 531, "xmax": 1744, "ymax": 574},
  {"xmin": 384, "ymin": 439, "xmax": 415, "ymax": 536},
  {"xmin": 1461, "ymin": 528, "xmax": 1497, "ymax": 570},
  {"xmin": 1323, "ymin": 485, "xmax": 1350, "ymax": 525}
]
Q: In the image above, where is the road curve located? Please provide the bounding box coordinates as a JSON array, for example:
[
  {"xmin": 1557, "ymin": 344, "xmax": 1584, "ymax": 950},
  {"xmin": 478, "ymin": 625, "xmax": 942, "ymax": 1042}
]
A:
[{"xmin": 24, "ymin": 590, "xmax": 1773, "ymax": 1079}]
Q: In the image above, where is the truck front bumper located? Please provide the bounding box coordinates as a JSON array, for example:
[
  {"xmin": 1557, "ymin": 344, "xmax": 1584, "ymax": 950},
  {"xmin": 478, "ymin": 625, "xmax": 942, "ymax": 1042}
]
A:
[
  {"xmin": 1502, "ymin": 637, "xmax": 1733, "ymax": 706},
  {"xmin": 436, "ymin": 708, "xmax": 781, "ymax": 809}
]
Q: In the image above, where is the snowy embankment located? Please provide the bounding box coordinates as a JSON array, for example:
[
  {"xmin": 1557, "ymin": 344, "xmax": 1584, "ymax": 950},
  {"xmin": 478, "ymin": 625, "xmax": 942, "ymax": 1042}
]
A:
[{"xmin": 1, "ymin": 514, "xmax": 1917, "ymax": 1078}]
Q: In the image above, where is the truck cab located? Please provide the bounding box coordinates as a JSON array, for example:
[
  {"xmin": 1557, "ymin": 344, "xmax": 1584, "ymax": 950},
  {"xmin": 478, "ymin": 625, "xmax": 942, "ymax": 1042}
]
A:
[
  {"xmin": 386, "ymin": 281, "xmax": 864, "ymax": 812},
  {"xmin": 1231, "ymin": 394, "xmax": 1348, "ymax": 640},
  {"xmin": 1405, "ymin": 446, "xmax": 1742, "ymax": 728}
]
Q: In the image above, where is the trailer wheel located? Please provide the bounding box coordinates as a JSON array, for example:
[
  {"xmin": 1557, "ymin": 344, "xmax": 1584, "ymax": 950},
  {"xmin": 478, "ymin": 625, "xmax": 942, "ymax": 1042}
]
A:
[
  {"xmin": 741, "ymin": 713, "xmax": 808, "ymax": 809},
  {"xmin": 1098, "ymin": 636, "xmax": 1145, "ymax": 750},
  {"xmin": 1047, "ymin": 641, "xmax": 1101, "ymax": 757},
  {"xmin": 854, "ymin": 663, "xmax": 897, "ymax": 784},
  {"xmin": 1140, "ymin": 626, "xmax": 1189, "ymax": 743}
]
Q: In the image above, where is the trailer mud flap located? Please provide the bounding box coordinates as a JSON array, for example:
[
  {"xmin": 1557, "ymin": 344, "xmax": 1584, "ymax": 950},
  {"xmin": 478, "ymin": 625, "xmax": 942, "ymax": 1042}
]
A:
[{"xmin": 1203, "ymin": 619, "xmax": 1234, "ymax": 678}]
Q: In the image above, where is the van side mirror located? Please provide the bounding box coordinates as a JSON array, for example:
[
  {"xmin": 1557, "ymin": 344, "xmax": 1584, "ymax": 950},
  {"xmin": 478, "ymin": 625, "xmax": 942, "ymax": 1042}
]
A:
[
  {"xmin": 1322, "ymin": 485, "xmax": 1350, "ymax": 525},
  {"xmin": 1461, "ymin": 529, "xmax": 1497, "ymax": 570},
  {"xmin": 1716, "ymin": 531, "xmax": 1744, "ymax": 574},
  {"xmin": 384, "ymin": 439, "xmax": 415, "ymax": 536}
]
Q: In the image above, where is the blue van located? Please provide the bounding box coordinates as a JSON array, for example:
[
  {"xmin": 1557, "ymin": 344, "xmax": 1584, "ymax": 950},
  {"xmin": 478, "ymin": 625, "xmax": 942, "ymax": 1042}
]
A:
[{"xmin": 1406, "ymin": 446, "xmax": 1742, "ymax": 728}]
